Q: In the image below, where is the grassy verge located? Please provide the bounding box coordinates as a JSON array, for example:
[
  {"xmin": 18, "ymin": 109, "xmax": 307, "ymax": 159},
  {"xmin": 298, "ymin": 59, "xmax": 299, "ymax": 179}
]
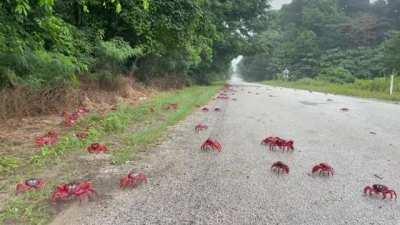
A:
[
  {"xmin": 0, "ymin": 85, "xmax": 221, "ymax": 225},
  {"xmin": 264, "ymin": 78, "xmax": 400, "ymax": 102}
]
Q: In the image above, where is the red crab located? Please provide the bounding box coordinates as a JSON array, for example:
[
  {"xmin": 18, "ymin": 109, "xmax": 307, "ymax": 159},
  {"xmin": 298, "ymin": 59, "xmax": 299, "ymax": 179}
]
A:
[
  {"xmin": 164, "ymin": 103, "xmax": 178, "ymax": 111},
  {"xmin": 201, "ymin": 138, "xmax": 222, "ymax": 152},
  {"xmin": 36, "ymin": 131, "xmax": 59, "ymax": 148},
  {"xmin": 202, "ymin": 107, "xmax": 209, "ymax": 112},
  {"xmin": 312, "ymin": 163, "xmax": 334, "ymax": 176},
  {"xmin": 217, "ymin": 96, "xmax": 229, "ymax": 100},
  {"xmin": 261, "ymin": 136, "xmax": 281, "ymax": 150},
  {"xmin": 120, "ymin": 172, "xmax": 148, "ymax": 189},
  {"xmin": 281, "ymin": 140, "xmax": 295, "ymax": 151},
  {"xmin": 87, "ymin": 143, "xmax": 108, "ymax": 154},
  {"xmin": 76, "ymin": 131, "xmax": 89, "ymax": 140},
  {"xmin": 271, "ymin": 161, "xmax": 290, "ymax": 174},
  {"xmin": 261, "ymin": 136, "xmax": 294, "ymax": 152},
  {"xmin": 364, "ymin": 184, "xmax": 397, "ymax": 200},
  {"xmin": 16, "ymin": 179, "xmax": 45, "ymax": 195},
  {"xmin": 195, "ymin": 124, "xmax": 208, "ymax": 133},
  {"xmin": 51, "ymin": 181, "xmax": 97, "ymax": 203},
  {"xmin": 64, "ymin": 112, "xmax": 80, "ymax": 127},
  {"xmin": 77, "ymin": 107, "xmax": 90, "ymax": 116},
  {"xmin": 63, "ymin": 107, "xmax": 90, "ymax": 127}
]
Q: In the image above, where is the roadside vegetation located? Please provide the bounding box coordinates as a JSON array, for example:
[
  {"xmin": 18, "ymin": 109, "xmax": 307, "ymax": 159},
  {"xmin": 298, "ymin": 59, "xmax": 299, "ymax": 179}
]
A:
[
  {"xmin": 238, "ymin": 0, "xmax": 400, "ymax": 100},
  {"xmin": 0, "ymin": 0, "xmax": 269, "ymax": 119},
  {"xmin": 0, "ymin": 85, "xmax": 220, "ymax": 225},
  {"xmin": 264, "ymin": 78, "xmax": 400, "ymax": 102}
]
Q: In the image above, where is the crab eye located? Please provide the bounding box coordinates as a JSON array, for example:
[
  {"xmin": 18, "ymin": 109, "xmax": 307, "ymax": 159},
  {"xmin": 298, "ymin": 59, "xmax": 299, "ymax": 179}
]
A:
[
  {"xmin": 67, "ymin": 183, "xmax": 78, "ymax": 192},
  {"xmin": 25, "ymin": 179, "xmax": 38, "ymax": 187}
]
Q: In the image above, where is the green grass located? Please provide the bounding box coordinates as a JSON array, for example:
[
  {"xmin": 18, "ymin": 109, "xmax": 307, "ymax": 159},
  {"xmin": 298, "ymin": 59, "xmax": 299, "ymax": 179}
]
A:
[
  {"xmin": 0, "ymin": 156, "xmax": 21, "ymax": 174},
  {"xmin": 264, "ymin": 78, "xmax": 400, "ymax": 102},
  {"xmin": 0, "ymin": 85, "xmax": 221, "ymax": 225},
  {"xmin": 112, "ymin": 86, "xmax": 220, "ymax": 164}
]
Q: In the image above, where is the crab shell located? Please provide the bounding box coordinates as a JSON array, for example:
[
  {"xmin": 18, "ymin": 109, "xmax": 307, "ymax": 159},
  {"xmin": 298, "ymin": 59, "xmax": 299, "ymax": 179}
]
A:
[
  {"xmin": 282, "ymin": 140, "xmax": 295, "ymax": 151},
  {"xmin": 195, "ymin": 124, "xmax": 208, "ymax": 133},
  {"xmin": 87, "ymin": 143, "xmax": 108, "ymax": 154},
  {"xmin": 16, "ymin": 179, "xmax": 46, "ymax": 194},
  {"xmin": 51, "ymin": 184, "xmax": 72, "ymax": 202},
  {"xmin": 201, "ymin": 138, "xmax": 222, "ymax": 152},
  {"xmin": 271, "ymin": 161, "xmax": 290, "ymax": 174},
  {"xmin": 51, "ymin": 181, "xmax": 96, "ymax": 203},
  {"xmin": 312, "ymin": 163, "xmax": 334, "ymax": 176},
  {"xmin": 64, "ymin": 112, "xmax": 80, "ymax": 127},
  {"xmin": 364, "ymin": 184, "xmax": 397, "ymax": 200},
  {"xmin": 261, "ymin": 136, "xmax": 278, "ymax": 145},
  {"xmin": 120, "ymin": 172, "xmax": 148, "ymax": 189},
  {"xmin": 261, "ymin": 137, "xmax": 294, "ymax": 151},
  {"xmin": 76, "ymin": 132, "xmax": 89, "ymax": 140},
  {"xmin": 35, "ymin": 131, "xmax": 59, "ymax": 147}
]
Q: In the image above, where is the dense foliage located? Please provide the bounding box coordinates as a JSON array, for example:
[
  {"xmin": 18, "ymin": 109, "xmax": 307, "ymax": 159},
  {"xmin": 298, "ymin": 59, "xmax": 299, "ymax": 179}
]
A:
[
  {"xmin": 0, "ymin": 0, "xmax": 270, "ymax": 88},
  {"xmin": 238, "ymin": 0, "xmax": 400, "ymax": 82}
]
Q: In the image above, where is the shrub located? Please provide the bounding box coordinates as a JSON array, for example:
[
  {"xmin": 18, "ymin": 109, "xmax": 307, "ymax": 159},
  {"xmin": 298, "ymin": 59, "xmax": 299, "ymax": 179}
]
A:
[
  {"xmin": 317, "ymin": 66, "xmax": 355, "ymax": 84},
  {"xmin": 321, "ymin": 47, "xmax": 386, "ymax": 79},
  {"xmin": 0, "ymin": 50, "xmax": 87, "ymax": 88},
  {"xmin": 352, "ymin": 77, "xmax": 399, "ymax": 93},
  {"xmin": 94, "ymin": 38, "xmax": 142, "ymax": 72}
]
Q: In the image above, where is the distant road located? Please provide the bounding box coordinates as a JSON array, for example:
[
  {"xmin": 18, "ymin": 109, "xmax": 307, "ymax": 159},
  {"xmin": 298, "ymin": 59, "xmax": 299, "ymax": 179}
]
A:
[{"xmin": 52, "ymin": 80, "xmax": 400, "ymax": 225}]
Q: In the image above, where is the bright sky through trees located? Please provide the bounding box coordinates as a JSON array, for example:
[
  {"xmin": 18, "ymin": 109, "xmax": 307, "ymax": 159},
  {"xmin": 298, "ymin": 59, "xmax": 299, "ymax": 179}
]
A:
[
  {"xmin": 271, "ymin": 0, "xmax": 292, "ymax": 9},
  {"xmin": 271, "ymin": 0, "xmax": 378, "ymax": 9}
]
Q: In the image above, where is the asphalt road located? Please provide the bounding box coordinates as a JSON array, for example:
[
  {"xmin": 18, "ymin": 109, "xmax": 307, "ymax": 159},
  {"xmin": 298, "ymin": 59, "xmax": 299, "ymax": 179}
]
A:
[{"xmin": 51, "ymin": 80, "xmax": 400, "ymax": 225}]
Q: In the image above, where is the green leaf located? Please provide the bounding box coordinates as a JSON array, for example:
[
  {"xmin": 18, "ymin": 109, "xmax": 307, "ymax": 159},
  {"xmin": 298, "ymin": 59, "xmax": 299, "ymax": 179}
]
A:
[
  {"xmin": 143, "ymin": 0, "xmax": 149, "ymax": 11},
  {"xmin": 116, "ymin": 3, "xmax": 122, "ymax": 14}
]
